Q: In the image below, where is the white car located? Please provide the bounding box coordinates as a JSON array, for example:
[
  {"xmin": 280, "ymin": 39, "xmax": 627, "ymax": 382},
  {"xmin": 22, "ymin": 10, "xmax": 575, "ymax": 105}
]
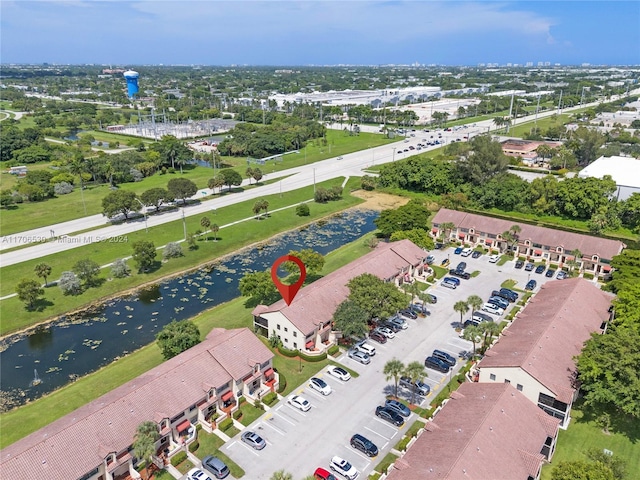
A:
[
  {"xmin": 287, "ymin": 394, "xmax": 311, "ymax": 412},
  {"xmin": 482, "ymin": 303, "xmax": 504, "ymax": 316},
  {"xmin": 187, "ymin": 468, "xmax": 213, "ymax": 480},
  {"xmin": 330, "ymin": 456, "xmax": 360, "ymax": 480},
  {"xmin": 376, "ymin": 326, "xmax": 396, "ymax": 339},
  {"xmin": 327, "ymin": 365, "xmax": 351, "ymax": 381},
  {"xmin": 488, "ymin": 254, "xmax": 500, "ymax": 263},
  {"xmin": 309, "ymin": 377, "xmax": 332, "ymax": 395}
]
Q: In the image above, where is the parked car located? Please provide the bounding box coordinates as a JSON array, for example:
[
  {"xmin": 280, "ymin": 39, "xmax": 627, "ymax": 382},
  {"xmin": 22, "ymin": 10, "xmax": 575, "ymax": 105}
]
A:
[
  {"xmin": 456, "ymin": 262, "xmax": 467, "ymax": 271},
  {"xmin": 309, "ymin": 377, "xmax": 332, "ymax": 395},
  {"xmin": 545, "ymin": 269, "xmax": 556, "ymax": 278},
  {"xmin": 454, "ymin": 247, "xmax": 463, "ymax": 254},
  {"xmin": 399, "ymin": 376, "xmax": 431, "ymax": 396},
  {"xmin": 472, "ymin": 250, "xmax": 482, "ymax": 259},
  {"xmin": 288, "ymin": 394, "xmax": 312, "ymax": 412},
  {"xmin": 424, "ymin": 356, "xmax": 450, "ymax": 373},
  {"xmin": 426, "ymin": 254, "xmax": 436, "ymax": 264},
  {"xmin": 488, "ymin": 254, "xmax": 500, "ymax": 263},
  {"xmin": 525, "ymin": 263, "xmax": 535, "ymax": 272},
  {"xmin": 314, "ymin": 467, "xmax": 338, "ymax": 480},
  {"xmin": 188, "ymin": 468, "xmax": 214, "ymax": 480},
  {"xmin": 460, "ymin": 247, "xmax": 472, "ymax": 257},
  {"xmin": 515, "ymin": 260, "xmax": 524, "ymax": 269},
  {"xmin": 499, "ymin": 288, "xmax": 519, "ymax": 302},
  {"xmin": 375, "ymin": 406, "xmax": 405, "ymax": 426},
  {"xmin": 369, "ymin": 331, "xmax": 387, "ymax": 344},
  {"xmin": 444, "ymin": 276, "xmax": 460, "ymax": 286},
  {"xmin": 535, "ymin": 265, "xmax": 546, "ymax": 274},
  {"xmin": 241, "ymin": 431, "xmax": 266, "ymax": 450},
  {"xmin": 440, "ymin": 258, "xmax": 450, "ymax": 268},
  {"xmin": 348, "ymin": 349, "xmax": 371, "ymax": 364},
  {"xmin": 482, "ymin": 303, "xmax": 504, "ymax": 316},
  {"xmin": 525, "ymin": 279, "xmax": 537, "ymax": 291},
  {"xmin": 202, "ymin": 456, "xmax": 230, "ymax": 479},
  {"xmin": 385, "ymin": 399, "xmax": 411, "ymax": 417},
  {"xmin": 356, "ymin": 343, "xmax": 376, "ymax": 357},
  {"xmin": 426, "ymin": 293, "xmax": 438, "ymax": 304},
  {"xmin": 399, "ymin": 309, "xmax": 417, "ymax": 320},
  {"xmin": 432, "ymin": 349, "xmax": 456, "ymax": 367},
  {"xmin": 488, "ymin": 296, "xmax": 509, "ymax": 310},
  {"xmin": 441, "ymin": 278, "xmax": 457, "ymax": 289},
  {"xmin": 330, "ymin": 456, "xmax": 359, "ymax": 480},
  {"xmin": 377, "ymin": 326, "xmax": 396, "ymax": 339},
  {"xmin": 557, "ymin": 271, "xmax": 568, "ymax": 280},
  {"xmin": 449, "ymin": 269, "xmax": 471, "ymax": 280},
  {"xmin": 350, "ymin": 434, "xmax": 379, "ymax": 457},
  {"xmin": 491, "ymin": 290, "xmax": 513, "ymax": 303},
  {"xmin": 327, "ymin": 365, "xmax": 351, "ymax": 381}
]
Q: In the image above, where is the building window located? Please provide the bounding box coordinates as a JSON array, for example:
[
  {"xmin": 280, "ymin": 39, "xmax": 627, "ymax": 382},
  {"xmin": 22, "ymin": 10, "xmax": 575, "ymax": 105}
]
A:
[
  {"xmin": 284, "ymin": 337, "xmax": 288, "ymax": 343},
  {"xmin": 489, "ymin": 374, "xmax": 496, "ymax": 381},
  {"xmin": 293, "ymin": 331, "xmax": 297, "ymax": 337},
  {"xmin": 517, "ymin": 384, "xmax": 523, "ymax": 391},
  {"xmin": 284, "ymin": 327, "xmax": 288, "ymax": 332},
  {"xmin": 277, "ymin": 324, "xmax": 280, "ymax": 330},
  {"xmin": 504, "ymin": 379, "xmax": 511, "ymax": 384},
  {"xmin": 293, "ymin": 342, "xmax": 297, "ymax": 349}
]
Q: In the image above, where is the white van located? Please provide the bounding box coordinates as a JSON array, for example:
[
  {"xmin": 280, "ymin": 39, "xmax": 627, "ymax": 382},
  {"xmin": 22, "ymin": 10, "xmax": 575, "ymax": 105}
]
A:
[
  {"xmin": 461, "ymin": 247, "xmax": 473, "ymax": 257},
  {"xmin": 357, "ymin": 343, "xmax": 376, "ymax": 357}
]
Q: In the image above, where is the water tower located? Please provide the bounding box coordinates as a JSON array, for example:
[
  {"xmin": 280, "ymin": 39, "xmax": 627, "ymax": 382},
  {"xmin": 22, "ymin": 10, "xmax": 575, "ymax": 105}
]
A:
[{"xmin": 123, "ymin": 70, "xmax": 139, "ymax": 98}]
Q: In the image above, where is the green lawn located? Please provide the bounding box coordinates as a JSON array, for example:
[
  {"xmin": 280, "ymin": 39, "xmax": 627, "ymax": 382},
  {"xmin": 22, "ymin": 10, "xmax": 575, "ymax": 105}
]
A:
[
  {"xmin": 0, "ymin": 179, "xmax": 362, "ymax": 335},
  {"xmin": 237, "ymin": 401, "xmax": 266, "ymax": 426},
  {"xmin": 541, "ymin": 400, "xmax": 640, "ymax": 479},
  {"xmin": 194, "ymin": 431, "xmax": 245, "ymax": 478},
  {"xmin": 0, "ymin": 220, "xmax": 380, "ymax": 448}
]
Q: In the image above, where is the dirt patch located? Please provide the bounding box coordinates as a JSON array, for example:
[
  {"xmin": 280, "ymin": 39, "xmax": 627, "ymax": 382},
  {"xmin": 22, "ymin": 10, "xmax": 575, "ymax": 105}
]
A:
[{"xmin": 351, "ymin": 190, "xmax": 409, "ymax": 211}]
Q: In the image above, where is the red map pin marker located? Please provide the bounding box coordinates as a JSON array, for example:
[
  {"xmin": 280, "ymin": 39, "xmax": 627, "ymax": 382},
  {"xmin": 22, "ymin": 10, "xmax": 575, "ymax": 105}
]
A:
[{"xmin": 271, "ymin": 254, "xmax": 306, "ymax": 306}]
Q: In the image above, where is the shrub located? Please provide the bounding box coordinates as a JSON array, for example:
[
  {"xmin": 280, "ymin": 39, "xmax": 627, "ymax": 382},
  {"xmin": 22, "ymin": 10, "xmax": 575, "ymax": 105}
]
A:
[
  {"xmin": 59, "ymin": 271, "xmax": 81, "ymax": 295},
  {"xmin": 295, "ymin": 203, "xmax": 310, "ymax": 216},
  {"xmin": 53, "ymin": 182, "xmax": 73, "ymax": 195},
  {"xmin": 233, "ymin": 409, "xmax": 243, "ymax": 420},
  {"xmin": 254, "ymin": 399, "xmax": 264, "ymax": 410},
  {"xmin": 395, "ymin": 435, "xmax": 411, "ymax": 452},
  {"xmin": 262, "ymin": 392, "xmax": 278, "ymax": 406},
  {"xmin": 299, "ymin": 350, "xmax": 327, "ymax": 362},
  {"xmin": 188, "ymin": 441, "xmax": 199, "ymax": 452},
  {"xmin": 361, "ymin": 175, "xmax": 376, "ymax": 191},
  {"xmin": 277, "ymin": 345, "xmax": 299, "ymax": 357},
  {"xmin": 50, "ymin": 172, "xmax": 75, "ymax": 185},
  {"xmin": 163, "ymin": 242, "xmax": 183, "ymax": 259},
  {"xmin": 327, "ymin": 345, "xmax": 339, "ymax": 356},
  {"xmin": 583, "ymin": 272, "xmax": 595, "ymax": 280},
  {"xmin": 277, "ymin": 371, "xmax": 287, "ymax": 393},
  {"xmin": 171, "ymin": 451, "xmax": 187, "ymax": 467},
  {"xmin": 218, "ymin": 417, "xmax": 234, "ymax": 432}
]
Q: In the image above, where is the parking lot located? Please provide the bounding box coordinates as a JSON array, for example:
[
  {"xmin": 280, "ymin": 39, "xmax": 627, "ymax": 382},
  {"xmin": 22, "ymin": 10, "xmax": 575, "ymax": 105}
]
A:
[{"xmin": 219, "ymin": 247, "xmax": 555, "ymax": 479}]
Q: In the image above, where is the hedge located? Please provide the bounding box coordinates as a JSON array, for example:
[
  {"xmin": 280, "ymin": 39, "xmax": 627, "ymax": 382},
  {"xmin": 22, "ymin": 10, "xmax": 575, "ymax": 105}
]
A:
[
  {"xmin": 233, "ymin": 409, "xmax": 243, "ymax": 420},
  {"xmin": 262, "ymin": 391, "xmax": 278, "ymax": 406},
  {"xmin": 218, "ymin": 417, "xmax": 234, "ymax": 432},
  {"xmin": 278, "ymin": 346, "xmax": 298, "ymax": 357},
  {"xmin": 188, "ymin": 441, "xmax": 199, "ymax": 452},
  {"xmin": 277, "ymin": 371, "xmax": 287, "ymax": 393},
  {"xmin": 299, "ymin": 350, "xmax": 327, "ymax": 362},
  {"xmin": 328, "ymin": 345, "xmax": 339, "ymax": 356},
  {"xmin": 395, "ymin": 435, "xmax": 411, "ymax": 452},
  {"xmin": 170, "ymin": 451, "xmax": 187, "ymax": 467}
]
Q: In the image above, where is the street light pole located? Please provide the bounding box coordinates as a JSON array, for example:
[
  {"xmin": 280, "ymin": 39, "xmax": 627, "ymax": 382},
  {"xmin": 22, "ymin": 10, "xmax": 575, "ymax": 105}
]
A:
[
  {"xmin": 392, "ymin": 147, "xmax": 396, "ymax": 162},
  {"xmin": 313, "ymin": 168, "xmax": 316, "ymax": 193},
  {"xmin": 135, "ymin": 198, "xmax": 148, "ymax": 233},
  {"xmin": 181, "ymin": 207, "xmax": 187, "ymax": 240}
]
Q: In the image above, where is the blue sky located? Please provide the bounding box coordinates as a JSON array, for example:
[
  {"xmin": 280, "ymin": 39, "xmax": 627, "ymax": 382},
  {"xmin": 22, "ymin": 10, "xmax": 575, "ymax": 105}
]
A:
[{"xmin": 2, "ymin": 1, "xmax": 639, "ymax": 66}]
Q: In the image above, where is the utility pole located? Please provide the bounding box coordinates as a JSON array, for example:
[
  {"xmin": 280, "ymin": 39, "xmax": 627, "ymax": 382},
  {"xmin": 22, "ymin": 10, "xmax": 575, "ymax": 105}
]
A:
[
  {"xmin": 506, "ymin": 92, "xmax": 515, "ymax": 133},
  {"xmin": 557, "ymin": 90, "xmax": 563, "ymax": 114},
  {"xmin": 181, "ymin": 208, "xmax": 187, "ymax": 240},
  {"xmin": 392, "ymin": 147, "xmax": 397, "ymax": 162},
  {"xmin": 534, "ymin": 93, "xmax": 541, "ymax": 131}
]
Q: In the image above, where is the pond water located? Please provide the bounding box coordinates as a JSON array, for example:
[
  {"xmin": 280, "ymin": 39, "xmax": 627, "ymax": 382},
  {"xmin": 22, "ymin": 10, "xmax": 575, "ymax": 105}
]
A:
[{"xmin": 0, "ymin": 209, "xmax": 378, "ymax": 408}]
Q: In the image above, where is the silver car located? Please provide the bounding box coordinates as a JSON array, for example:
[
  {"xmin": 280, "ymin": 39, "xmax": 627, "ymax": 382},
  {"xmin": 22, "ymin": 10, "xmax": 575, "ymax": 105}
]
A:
[{"xmin": 348, "ymin": 349, "xmax": 371, "ymax": 365}]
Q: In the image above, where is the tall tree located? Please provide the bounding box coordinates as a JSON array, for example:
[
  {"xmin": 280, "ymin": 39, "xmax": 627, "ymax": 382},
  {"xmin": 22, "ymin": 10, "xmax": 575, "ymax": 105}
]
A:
[
  {"xmin": 383, "ymin": 358, "xmax": 405, "ymax": 399},
  {"xmin": 133, "ymin": 421, "xmax": 160, "ymax": 480},
  {"xmin": 207, "ymin": 174, "xmax": 225, "ymax": 194},
  {"xmin": 455, "ymin": 135, "xmax": 509, "ymax": 185},
  {"xmin": 283, "ymin": 249, "xmax": 325, "ymax": 276},
  {"xmin": 239, "ymin": 270, "xmax": 280, "ymax": 306},
  {"xmin": 102, "ymin": 190, "xmax": 140, "ymax": 220},
  {"xmin": 140, "ymin": 188, "xmax": 173, "ymax": 212},
  {"xmin": 466, "ymin": 295, "xmax": 483, "ymax": 316},
  {"xmin": 439, "ymin": 222, "xmax": 456, "ymax": 243},
  {"xmin": 404, "ymin": 361, "xmax": 427, "ymax": 405},
  {"xmin": 15, "ymin": 279, "xmax": 44, "ymax": 310},
  {"xmin": 200, "ymin": 216, "xmax": 211, "ymax": 241},
  {"xmin": 34, "ymin": 263, "xmax": 52, "ymax": 287},
  {"xmin": 219, "ymin": 168, "xmax": 243, "ymax": 192},
  {"xmin": 156, "ymin": 320, "xmax": 200, "ymax": 360},
  {"xmin": 167, "ymin": 177, "xmax": 197, "ymax": 204},
  {"xmin": 211, "ymin": 223, "xmax": 220, "ymax": 242},
  {"xmin": 462, "ymin": 324, "xmax": 483, "ymax": 356},
  {"xmin": 132, "ymin": 240, "xmax": 157, "ymax": 273},
  {"xmin": 347, "ymin": 273, "xmax": 408, "ymax": 320},
  {"xmin": 72, "ymin": 259, "xmax": 101, "ymax": 287},
  {"xmin": 333, "ymin": 300, "xmax": 369, "ymax": 341},
  {"xmin": 453, "ymin": 300, "xmax": 470, "ymax": 324}
]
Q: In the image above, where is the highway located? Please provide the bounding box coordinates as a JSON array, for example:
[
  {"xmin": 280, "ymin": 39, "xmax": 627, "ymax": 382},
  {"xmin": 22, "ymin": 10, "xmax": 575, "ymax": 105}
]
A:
[{"xmin": 1, "ymin": 91, "xmax": 636, "ymax": 268}]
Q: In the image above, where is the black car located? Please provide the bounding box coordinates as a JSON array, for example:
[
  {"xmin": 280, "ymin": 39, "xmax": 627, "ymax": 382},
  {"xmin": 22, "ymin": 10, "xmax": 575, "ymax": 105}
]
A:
[
  {"xmin": 456, "ymin": 262, "xmax": 467, "ymax": 271},
  {"xmin": 432, "ymin": 349, "xmax": 456, "ymax": 367},
  {"xmin": 449, "ymin": 269, "xmax": 471, "ymax": 280},
  {"xmin": 424, "ymin": 356, "xmax": 450, "ymax": 373},
  {"xmin": 382, "ymin": 321, "xmax": 402, "ymax": 333},
  {"xmin": 472, "ymin": 251, "xmax": 482, "ymax": 259},
  {"xmin": 499, "ymin": 288, "xmax": 519, "ymax": 302},
  {"xmin": 375, "ymin": 406, "xmax": 405, "ymax": 426},
  {"xmin": 525, "ymin": 279, "xmax": 537, "ymax": 291},
  {"xmin": 350, "ymin": 434, "xmax": 379, "ymax": 457},
  {"xmin": 535, "ymin": 265, "xmax": 545, "ymax": 274},
  {"xmin": 515, "ymin": 260, "xmax": 524, "ymax": 269},
  {"xmin": 488, "ymin": 296, "xmax": 509, "ymax": 310},
  {"xmin": 545, "ymin": 269, "xmax": 556, "ymax": 278},
  {"xmin": 491, "ymin": 290, "xmax": 516, "ymax": 303},
  {"xmin": 400, "ymin": 309, "xmax": 418, "ymax": 320},
  {"xmin": 426, "ymin": 294, "xmax": 438, "ymax": 304}
]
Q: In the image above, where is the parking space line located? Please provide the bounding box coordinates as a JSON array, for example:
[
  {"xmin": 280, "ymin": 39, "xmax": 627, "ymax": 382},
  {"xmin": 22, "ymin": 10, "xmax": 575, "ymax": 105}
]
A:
[
  {"xmin": 363, "ymin": 426, "xmax": 394, "ymax": 441},
  {"xmin": 262, "ymin": 420, "xmax": 286, "ymax": 436},
  {"xmin": 237, "ymin": 441, "xmax": 261, "ymax": 456},
  {"xmin": 346, "ymin": 445, "xmax": 373, "ymax": 462},
  {"xmin": 274, "ymin": 411, "xmax": 297, "ymax": 425}
]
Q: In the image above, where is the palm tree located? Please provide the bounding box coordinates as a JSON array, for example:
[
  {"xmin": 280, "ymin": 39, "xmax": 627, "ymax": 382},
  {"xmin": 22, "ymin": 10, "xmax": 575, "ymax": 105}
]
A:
[
  {"xmin": 480, "ymin": 322, "xmax": 501, "ymax": 353},
  {"xmin": 246, "ymin": 167, "xmax": 254, "ymax": 185},
  {"xmin": 402, "ymin": 281, "xmax": 421, "ymax": 304},
  {"xmin": 466, "ymin": 295, "xmax": 483, "ymax": 316},
  {"xmin": 200, "ymin": 216, "xmax": 211, "ymax": 241},
  {"xmin": 453, "ymin": 300, "xmax": 470, "ymax": 325},
  {"xmin": 383, "ymin": 358, "xmax": 405, "ymax": 399},
  {"xmin": 439, "ymin": 222, "xmax": 456, "ymax": 243},
  {"xmin": 252, "ymin": 200, "xmax": 263, "ymax": 219},
  {"xmin": 462, "ymin": 324, "xmax": 483, "ymax": 356},
  {"xmin": 133, "ymin": 421, "xmax": 160, "ymax": 480},
  {"xmin": 211, "ymin": 223, "xmax": 219, "ymax": 242},
  {"xmin": 567, "ymin": 249, "xmax": 583, "ymax": 274},
  {"xmin": 34, "ymin": 263, "xmax": 52, "ymax": 287},
  {"xmin": 270, "ymin": 470, "xmax": 293, "ymax": 480},
  {"xmin": 404, "ymin": 361, "xmax": 427, "ymax": 405}
]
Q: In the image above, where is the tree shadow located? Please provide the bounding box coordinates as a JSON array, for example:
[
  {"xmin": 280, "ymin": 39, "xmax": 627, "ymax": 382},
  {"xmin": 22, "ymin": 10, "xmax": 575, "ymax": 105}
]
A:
[
  {"xmin": 86, "ymin": 278, "xmax": 106, "ymax": 289},
  {"xmin": 139, "ymin": 260, "xmax": 163, "ymax": 274},
  {"xmin": 576, "ymin": 399, "xmax": 640, "ymax": 443},
  {"xmin": 29, "ymin": 298, "xmax": 54, "ymax": 312}
]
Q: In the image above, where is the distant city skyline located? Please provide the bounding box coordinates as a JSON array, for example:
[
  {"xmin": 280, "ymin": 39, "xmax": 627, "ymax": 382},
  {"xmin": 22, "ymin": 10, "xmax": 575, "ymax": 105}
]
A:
[{"xmin": 1, "ymin": 1, "xmax": 639, "ymax": 66}]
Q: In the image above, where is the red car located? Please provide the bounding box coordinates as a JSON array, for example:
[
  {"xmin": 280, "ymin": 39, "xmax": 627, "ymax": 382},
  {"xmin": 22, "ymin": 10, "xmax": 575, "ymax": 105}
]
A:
[
  {"xmin": 314, "ymin": 467, "xmax": 338, "ymax": 480},
  {"xmin": 369, "ymin": 331, "xmax": 387, "ymax": 344}
]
